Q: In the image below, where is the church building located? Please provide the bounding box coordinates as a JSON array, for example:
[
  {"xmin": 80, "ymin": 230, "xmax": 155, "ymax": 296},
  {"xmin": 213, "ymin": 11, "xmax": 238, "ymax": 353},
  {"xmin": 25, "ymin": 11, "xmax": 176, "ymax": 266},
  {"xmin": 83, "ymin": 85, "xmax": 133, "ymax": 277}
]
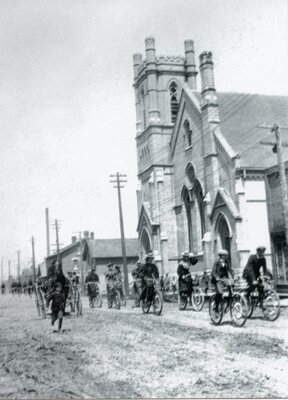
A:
[{"xmin": 132, "ymin": 37, "xmax": 288, "ymax": 283}]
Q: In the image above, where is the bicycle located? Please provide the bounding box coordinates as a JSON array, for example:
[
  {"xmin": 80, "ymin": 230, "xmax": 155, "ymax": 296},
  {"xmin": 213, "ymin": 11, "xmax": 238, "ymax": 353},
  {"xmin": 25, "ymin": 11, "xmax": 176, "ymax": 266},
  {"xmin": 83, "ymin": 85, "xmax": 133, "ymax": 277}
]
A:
[
  {"xmin": 34, "ymin": 281, "xmax": 46, "ymax": 319},
  {"xmin": 107, "ymin": 281, "xmax": 121, "ymax": 310},
  {"xmin": 87, "ymin": 282, "xmax": 102, "ymax": 308},
  {"xmin": 141, "ymin": 277, "xmax": 163, "ymax": 316},
  {"xmin": 131, "ymin": 277, "xmax": 143, "ymax": 308},
  {"xmin": 240, "ymin": 276, "xmax": 280, "ymax": 321},
  {"xmin": 115, "ymin": 281, "xmax": 126, "ymax": 307},
  {"xmin": 178, "ymin": 278, "xmax": 205, "ymax": 312},
  {"xmin": 209, "ymin": 277, "xmax": 248, "ymax": 327}
]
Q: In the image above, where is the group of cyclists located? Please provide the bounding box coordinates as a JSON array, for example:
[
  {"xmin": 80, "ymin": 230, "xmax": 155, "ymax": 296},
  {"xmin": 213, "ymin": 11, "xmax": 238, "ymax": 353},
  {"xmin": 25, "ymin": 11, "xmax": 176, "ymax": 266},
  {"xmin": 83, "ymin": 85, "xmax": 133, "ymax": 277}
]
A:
[
  {"xmin": 29, "ymin": 243, "xmax": 275, "ymax": 332},
  {"xmin": 1, "ymin": 279, "xmax": 34, "ymax": 296},
  {"xmin": 84, "ymin": 244, "xmax": 273, "ymax": 311}
]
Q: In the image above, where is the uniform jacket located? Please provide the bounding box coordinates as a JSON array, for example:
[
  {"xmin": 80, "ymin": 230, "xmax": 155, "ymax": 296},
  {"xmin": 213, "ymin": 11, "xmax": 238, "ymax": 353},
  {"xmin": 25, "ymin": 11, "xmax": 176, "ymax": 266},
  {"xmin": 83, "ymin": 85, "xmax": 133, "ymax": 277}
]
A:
[
  {"xmin": 211, "ymin": 260, "xmax": 233, "ymax": 284},
  {"xmin": 139, "ymin": 262, "xmax": 159, "ymax": 280},
  {"xmin": 177, "ymin": 261, "xmax": 193, "ymax": 293},
  {"xmin": 242, "ymin": 254, "xmax": 270, "ymax": 281},
  {"xmin": 85, "ymin": 272, "xmax": 99, "ymax": 283}
]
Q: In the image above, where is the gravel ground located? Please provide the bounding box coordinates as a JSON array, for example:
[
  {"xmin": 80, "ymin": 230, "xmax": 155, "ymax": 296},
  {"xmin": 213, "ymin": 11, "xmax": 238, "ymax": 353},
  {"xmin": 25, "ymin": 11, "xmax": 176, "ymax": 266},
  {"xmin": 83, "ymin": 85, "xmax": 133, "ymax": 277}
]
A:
[{"xmin": 0, "ymin": 294, "xmax": 288, "ymax": 399}]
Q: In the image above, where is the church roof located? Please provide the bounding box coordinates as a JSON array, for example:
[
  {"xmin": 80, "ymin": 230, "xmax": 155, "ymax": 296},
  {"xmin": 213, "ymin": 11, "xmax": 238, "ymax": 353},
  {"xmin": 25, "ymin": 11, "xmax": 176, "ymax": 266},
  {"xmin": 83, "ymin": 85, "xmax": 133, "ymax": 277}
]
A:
[{"xmin": 193, "ymin": 91, "xmax": 288, "ymax": 169}]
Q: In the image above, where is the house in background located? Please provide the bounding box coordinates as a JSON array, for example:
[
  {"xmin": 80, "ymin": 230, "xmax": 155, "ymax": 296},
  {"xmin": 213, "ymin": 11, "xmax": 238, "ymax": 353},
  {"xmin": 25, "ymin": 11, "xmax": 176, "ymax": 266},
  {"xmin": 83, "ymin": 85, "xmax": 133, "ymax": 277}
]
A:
[
  {"xmin": 82, "ymin": 237, "xmax": 139, "ymax": 293},
  {"xmin": 38, "ymin": 234, "xmax": 83, "ymax": 277}
]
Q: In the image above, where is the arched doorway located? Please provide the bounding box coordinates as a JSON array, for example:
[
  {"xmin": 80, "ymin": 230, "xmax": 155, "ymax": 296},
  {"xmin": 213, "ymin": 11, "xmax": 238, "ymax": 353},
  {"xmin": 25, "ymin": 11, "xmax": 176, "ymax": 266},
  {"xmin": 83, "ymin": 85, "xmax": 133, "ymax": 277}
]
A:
[
  {"xmin": 215, "ymin": 213, "xmax": 231, "ymax": 257},
  {"xmin": 140, "ymin": 229, "xmax": 152, "ymax": 260}
]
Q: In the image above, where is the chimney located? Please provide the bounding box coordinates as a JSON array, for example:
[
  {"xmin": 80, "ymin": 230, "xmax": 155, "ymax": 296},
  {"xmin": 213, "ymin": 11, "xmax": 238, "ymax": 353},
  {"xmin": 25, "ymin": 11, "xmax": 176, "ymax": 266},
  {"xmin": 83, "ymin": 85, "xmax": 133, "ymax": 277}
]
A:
[
  {"xmin": 83, "ymin": 231, "xmax": 89, "ymax": 239},
  {"xmin": 145, "ymin": 37, "xmax": 156, "ymax": 64},
  {"xmin": 90, "ymin": 232, "xmax": 94, "ymax": 240},
  {"xmin": 133, "ymin": 53, "xmax": 143, "ymax": 79},
  {"xmin": 184, "ymin": 40, "xmax": 197, "ymax": 90},
  {"xmin": 71, "ymin": 236, "xmax": 77, "ymax": 244}
]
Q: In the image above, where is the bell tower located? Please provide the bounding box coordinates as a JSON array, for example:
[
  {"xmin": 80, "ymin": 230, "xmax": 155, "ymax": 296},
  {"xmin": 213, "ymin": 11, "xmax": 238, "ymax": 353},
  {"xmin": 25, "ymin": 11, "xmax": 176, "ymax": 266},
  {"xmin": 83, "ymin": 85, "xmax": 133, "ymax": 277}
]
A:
[{"xmin": 133, "ymin": 37, "xmax": 198, "ymax": 271}]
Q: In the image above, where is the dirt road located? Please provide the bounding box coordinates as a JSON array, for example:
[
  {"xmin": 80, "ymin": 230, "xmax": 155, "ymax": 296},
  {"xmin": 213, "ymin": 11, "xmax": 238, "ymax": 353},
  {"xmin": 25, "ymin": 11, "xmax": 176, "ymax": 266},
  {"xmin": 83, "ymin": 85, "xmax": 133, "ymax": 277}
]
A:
[{"xmin": 0, "ymin": 294, "xmax": 288, "ymax": 398}]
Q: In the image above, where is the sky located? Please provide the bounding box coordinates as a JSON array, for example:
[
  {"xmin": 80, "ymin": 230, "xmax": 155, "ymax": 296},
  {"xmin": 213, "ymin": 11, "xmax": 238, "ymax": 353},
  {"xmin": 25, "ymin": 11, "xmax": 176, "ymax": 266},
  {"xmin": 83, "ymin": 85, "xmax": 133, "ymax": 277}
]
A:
[{"xmin": 0, "ymin": 0, "xmax": 287, "ymax": 278}]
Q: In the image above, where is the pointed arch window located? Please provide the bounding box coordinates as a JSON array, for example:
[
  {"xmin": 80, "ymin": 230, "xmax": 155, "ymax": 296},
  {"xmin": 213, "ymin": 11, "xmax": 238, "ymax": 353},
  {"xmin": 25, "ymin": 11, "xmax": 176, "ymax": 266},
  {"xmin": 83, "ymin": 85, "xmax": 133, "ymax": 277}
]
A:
[
  {"xmin": 184, "ymin": 120, "xmax": 193, "ymax": 147},
  {"xmin": 170, "ymin": 82, "xmax": 179, "ymax": 123}
]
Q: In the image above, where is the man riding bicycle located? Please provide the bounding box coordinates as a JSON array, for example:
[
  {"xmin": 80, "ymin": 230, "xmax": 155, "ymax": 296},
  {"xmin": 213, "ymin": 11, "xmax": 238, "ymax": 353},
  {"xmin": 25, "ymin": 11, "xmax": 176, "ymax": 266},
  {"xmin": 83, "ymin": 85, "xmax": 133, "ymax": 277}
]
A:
[
  {"xmin": 105, "ymin": 263, "xmax": 118, "ymax": 307},
  {"xmin": 85, "ymin": 266, "xmax": 99, "ymax": 304},
  {"xmin": 177, "ymin": 251, "xmax": 193, "ymax": 305},
  {"xmin": 211, "ymin": 249, "xmax": 234, "ymax": 311},
  {"xmin": 139, "ymin": 253, "xmax": 159, "ymax": 303},
  {"xmin": 242, "ymin": 245, "xmax": 272, "ymax": 308}
]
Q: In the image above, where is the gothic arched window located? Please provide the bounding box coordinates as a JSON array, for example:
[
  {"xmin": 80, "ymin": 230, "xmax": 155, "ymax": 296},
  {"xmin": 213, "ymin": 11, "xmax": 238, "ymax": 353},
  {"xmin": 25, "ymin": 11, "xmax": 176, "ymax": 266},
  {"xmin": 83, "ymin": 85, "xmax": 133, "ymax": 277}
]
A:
[
  {"xmin": 184, "ymin": 120, "xmax": 192, "ymax": 147},
  {"xmin": 170, "ymin": 82, "xmax": 179, "ymax": 123}
]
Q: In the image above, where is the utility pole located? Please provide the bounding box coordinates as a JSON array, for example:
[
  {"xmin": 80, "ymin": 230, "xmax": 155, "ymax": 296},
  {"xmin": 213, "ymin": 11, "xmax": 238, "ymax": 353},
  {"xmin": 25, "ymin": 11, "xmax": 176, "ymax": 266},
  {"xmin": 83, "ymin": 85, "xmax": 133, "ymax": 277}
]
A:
[
  {"xmin": 8, "ymin": 260, "xmax": 11, "ymax": 293},
  {"xmin": 30, "ymin": 236, "xmax": 37, "ymax": 283},
  {"xmin": 1, "ymin": 256, "xmax": 3, "ymax": 284},
  {"xmin": 45, "ymin": 208, "xmax": 50, "ymax": 257},
  {"xmin": 72, "ymin": 231, "xmax": 85, "ymax": 292},
  {"xmin": 17, "ymin": 250, "xmax": 21, "ymax": 282},
  {"xmin": 52, "ymin": 219, "xmax": 61, "ymax": 260},
  {"xmin": 259, "ymin": 123, "xmax": 288, "ymax": 245},
  {"xmin": 109, "ymin": 172, "xmax": 129, "ymax": 296}
]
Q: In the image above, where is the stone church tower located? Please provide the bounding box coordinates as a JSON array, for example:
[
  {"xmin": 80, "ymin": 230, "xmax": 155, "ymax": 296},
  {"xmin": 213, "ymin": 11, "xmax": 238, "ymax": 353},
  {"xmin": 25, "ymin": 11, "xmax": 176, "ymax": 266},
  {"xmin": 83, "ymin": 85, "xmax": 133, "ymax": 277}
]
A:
[{"xmin": 133, "ymin": 37, "xmax": 198, "ymax": 273}]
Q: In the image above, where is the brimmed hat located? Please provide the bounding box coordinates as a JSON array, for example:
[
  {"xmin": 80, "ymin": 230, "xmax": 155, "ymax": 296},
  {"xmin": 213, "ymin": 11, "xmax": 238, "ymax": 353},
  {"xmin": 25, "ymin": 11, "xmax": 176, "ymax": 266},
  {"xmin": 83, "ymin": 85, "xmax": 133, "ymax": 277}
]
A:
[
  {"xmin": 256, "ymin": 245, "xmax": 266, "ymax": 251},
  {"xmin": 182, "ymin": 251, "xmax": 190, "ymax": 258},
  {"xmin": 218, "ymin": 249, "xmax": 229, "ymax": 256},
  {"xmin": 145, "ymin": 252, "xmax": 154, "ymax": 259}
]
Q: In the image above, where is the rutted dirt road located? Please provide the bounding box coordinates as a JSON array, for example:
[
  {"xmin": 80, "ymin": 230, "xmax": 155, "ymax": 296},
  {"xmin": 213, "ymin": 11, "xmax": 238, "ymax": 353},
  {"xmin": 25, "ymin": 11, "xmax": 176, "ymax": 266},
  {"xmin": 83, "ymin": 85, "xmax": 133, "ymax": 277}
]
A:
[{"xmin": 1, "ymin": 294, "xmax": 288, "ymax": 398}]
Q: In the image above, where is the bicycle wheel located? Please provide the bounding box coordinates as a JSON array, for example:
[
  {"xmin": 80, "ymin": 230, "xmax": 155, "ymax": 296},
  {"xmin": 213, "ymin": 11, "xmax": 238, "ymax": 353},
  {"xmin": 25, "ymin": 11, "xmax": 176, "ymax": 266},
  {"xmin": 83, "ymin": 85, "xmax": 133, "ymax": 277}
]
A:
[
  {"xmin": 38, "ymin": 290, "xmax": 46, "ymax": 319},
  {"xmin": 114, "ymin": 291, "xmax": 121, "ymax": 310},
  {"xmin": 35, "ymin": 290, "xmax": 41, "ymax": 317},
  {"xmin": 230, "ymin": 294, "xmax": 248, "ymax": 327},
  {"xmin": 153, "ymin": 290, "xmax": 163, "ymax": 315},
  {"xmin": 142, "ymin": 299, "xmax": 150, "ymax": 314},
  {"xmin": 192, "ymin": 287, "xmax": 205, "ymax": 311},
  {"xmin": 209, "ymin": 294, "xmax": 223, "ymax": 325},
  {"xmin": 95, "ymin": 293, "xmax": 103, "ymax": 308},
  {"xmin": 263, "ymin": 290, "xmax": 280, "ymax": 321},
  {"xmin": 121, "ymin": 293, "xmax": 126, "ymax": 307},
  {"xmin": 178, "ymin": 293, "xmax": 187, "ymax": 311},
  {"xmin": 240, "ymin": 290, "xmax": 253, "ymax": 318}
]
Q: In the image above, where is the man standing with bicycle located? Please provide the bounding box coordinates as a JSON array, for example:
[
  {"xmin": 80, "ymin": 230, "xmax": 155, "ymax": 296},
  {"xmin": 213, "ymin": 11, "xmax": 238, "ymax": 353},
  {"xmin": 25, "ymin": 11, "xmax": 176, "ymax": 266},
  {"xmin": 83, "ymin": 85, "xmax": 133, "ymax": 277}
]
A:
[
  {"xmin": 139, "ymin": 253, "xmax": 159, "ymax": 303},
  {"xmin": 211, "ymin": 249, "xmax": 234, "ymax": 311},
  {"xmin": 85, "ymin": 266, "xmax": 100, "ymax": 305},
  {"xmin": 242, "ymin": 246, "xmax": 272, "ymax": 308}
]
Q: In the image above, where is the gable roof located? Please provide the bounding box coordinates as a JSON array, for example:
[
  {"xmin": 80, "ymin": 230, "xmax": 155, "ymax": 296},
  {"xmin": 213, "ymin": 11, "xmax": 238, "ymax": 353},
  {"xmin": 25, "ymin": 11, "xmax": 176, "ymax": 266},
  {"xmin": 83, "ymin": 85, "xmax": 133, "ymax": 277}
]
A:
[
  {"xmin": 191, "ymin": 91, "xmax": 288, "ymax": 169},
  {"xmin": 84, "ymin": 238, "xmax": 139, "ymax": 259},
  {"xmin": 210, "ymin": 187, "xmax": 241, "ymax": 221},
  {"xmin": 136, "ymin": 202, "xmax": 159, "ymax": 233}
]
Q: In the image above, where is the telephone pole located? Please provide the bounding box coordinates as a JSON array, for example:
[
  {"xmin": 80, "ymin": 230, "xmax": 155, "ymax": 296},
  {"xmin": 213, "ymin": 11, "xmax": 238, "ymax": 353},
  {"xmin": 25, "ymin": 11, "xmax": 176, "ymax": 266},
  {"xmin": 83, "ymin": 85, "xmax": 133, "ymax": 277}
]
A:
[
  {"xmin": 8, "ymin": 260, "xmax": 11, "ymax": 293},
  {"xmin": 45, "ymin": 208, "xmax": 50, "ymax": 257},
  {"xmin": 52, "ymin": 219, "xmax": 61, "ymax": 260},
  {"xmin": 109, "ymin": 172, "xmax": 129, "ymax": 296},
  {"xmin": 17, "ymin": 250, "xmax": 21, "ymax": 281},
  {"xmin": 1, "ymin": 256, "xmax": 3, "ymax": 284},
  {"xmin": 30, "ymin": 236, "xmax": 37, "ymax": 283},
  {"xmin": 259, "ymin": 123, "xmax": 288, "ymax": 245}
]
